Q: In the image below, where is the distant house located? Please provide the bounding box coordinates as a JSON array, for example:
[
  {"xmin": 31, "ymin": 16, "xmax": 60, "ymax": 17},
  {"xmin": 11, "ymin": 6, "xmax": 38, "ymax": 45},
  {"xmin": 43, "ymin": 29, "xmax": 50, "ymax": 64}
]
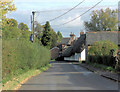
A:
[
  {"xmin": 50, "ymin": 32, "xmax": 77, "ymax": 60},
  {"xmin": 50, "ymin": 47, "xmax": 60, "ymax": 60},
  {"xmin": 51, "ymin": 31, "xmax": 120, "ymax": 61},
  {"xmin": 63, "ymin": 32, "xmax": 86, "ymax": 61},
  {"xmin": 57, "ymin": 32, "xmax": 77, "ymax": 57}
]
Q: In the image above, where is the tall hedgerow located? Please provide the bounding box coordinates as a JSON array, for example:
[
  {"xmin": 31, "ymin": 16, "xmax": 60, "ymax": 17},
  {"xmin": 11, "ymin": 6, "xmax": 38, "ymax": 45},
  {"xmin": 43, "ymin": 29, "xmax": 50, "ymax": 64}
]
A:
[
  {"xmin": 2, "ymin": 39, "xmax": 50, "ymax": 84},
  {"xmin": 88, "ymin": 40, "xmax": 118, "ymax": 67}
]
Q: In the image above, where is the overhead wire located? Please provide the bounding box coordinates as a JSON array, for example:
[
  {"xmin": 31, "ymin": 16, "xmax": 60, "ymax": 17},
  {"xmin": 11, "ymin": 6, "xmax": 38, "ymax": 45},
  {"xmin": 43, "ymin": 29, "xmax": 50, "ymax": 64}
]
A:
[
  {"xmin": 54, "ymin": 0, "xmax": 103, "ymax": 26},
  {"xmin": 39, "ymin": 0, "xmax": 85, "ymax": 24}
]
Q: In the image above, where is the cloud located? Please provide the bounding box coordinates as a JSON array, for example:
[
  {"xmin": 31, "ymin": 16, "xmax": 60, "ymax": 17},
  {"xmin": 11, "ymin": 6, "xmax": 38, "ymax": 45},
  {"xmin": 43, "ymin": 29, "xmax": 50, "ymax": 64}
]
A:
[{"xmin": 54, "ymin": 14, "xmax": 84, "ymax": 27}]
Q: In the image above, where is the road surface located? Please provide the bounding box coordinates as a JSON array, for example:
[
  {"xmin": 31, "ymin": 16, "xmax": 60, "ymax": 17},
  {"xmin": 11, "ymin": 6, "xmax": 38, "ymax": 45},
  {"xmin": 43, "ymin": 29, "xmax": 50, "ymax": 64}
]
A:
[{"xmin": 19, "ymin": 61, "xmax": 118, "ymax": 90}]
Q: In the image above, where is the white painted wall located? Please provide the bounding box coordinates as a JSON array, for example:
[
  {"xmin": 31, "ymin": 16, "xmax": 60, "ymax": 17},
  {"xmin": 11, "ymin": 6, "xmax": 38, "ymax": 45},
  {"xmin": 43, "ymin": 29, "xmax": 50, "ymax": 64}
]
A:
[
  {"xmin": 81, "ymin": 49, "xmax": 86, "ymax": 61},
  {"xmin": 64, "ymin": 49, "xmax": 86, "ymax": 61}
]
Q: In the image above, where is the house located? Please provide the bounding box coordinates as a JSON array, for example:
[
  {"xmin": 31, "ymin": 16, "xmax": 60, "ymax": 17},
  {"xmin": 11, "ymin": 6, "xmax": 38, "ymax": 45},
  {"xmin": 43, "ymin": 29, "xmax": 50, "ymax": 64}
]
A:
[
  {"xmin": 51, "ymin": 31, "xmax": 120, "ymax": 61},
  {"xmin": 63, "ymin": 32, "xmax": 86, "ymax": 61},
  {"xmin": 57, "ymin": 32, "xmax": 77, "ymax": 57},
  {"xmin": 61, "ymin": 31, "xmax": 120, "ymax": 62},
  {"xmin": 50, "ymin": 47, "xmax": 60, "ymax": 60},
  {"xmin": 50, "ymin": 32, "xmax": 77, "ymax": 60}
]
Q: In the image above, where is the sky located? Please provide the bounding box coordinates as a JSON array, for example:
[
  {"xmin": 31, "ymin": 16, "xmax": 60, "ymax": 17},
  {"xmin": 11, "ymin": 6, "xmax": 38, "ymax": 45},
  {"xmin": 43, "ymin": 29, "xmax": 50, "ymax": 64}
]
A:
[{"xmin": 7, "ymin": 0, "xmax": 119, "ymax": 37}]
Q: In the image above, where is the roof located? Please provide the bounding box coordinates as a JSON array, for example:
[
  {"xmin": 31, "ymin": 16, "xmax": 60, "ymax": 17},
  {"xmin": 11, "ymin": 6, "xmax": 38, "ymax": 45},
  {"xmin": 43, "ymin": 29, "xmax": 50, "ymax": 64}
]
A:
[
  {"xmin": 72, "ymin": 34, "xmax": 86, "ymax": 53},
  {"xmin": 62, "ymin": 34, "xmax": 86, "ymax": 57},
  {"xmin": 86, "ymin": 31, "xmax": 120, "ymax": 45},
  {"xmin": 60, "ymin": 38, "xmax": 70, "ymax": 45},
  {"xmin": 62, "ymin": 46, "xmax": 73, "ymax": 57}
]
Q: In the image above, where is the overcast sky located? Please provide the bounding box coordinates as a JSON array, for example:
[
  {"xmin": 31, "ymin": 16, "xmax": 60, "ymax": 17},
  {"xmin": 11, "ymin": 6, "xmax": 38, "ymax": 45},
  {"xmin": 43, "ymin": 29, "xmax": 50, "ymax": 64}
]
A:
[{"xmin": 7, "ymin": 0, "xmax": 119, "ymax": 37}]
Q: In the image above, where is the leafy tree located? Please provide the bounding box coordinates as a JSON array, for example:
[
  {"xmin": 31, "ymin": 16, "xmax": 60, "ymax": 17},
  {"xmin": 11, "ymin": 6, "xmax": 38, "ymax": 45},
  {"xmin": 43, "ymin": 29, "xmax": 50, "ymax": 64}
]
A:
[
  {"xmin": 57, "ymin": 31, "xmax": 63, "ymax": 43},
  {"xmin": 50, "ymin": 30, "xmax": 58, "ymax": 48},
  {"xmin": 35, "ymin": 23, "xmax": 44, "ymax": 40},
  {"xmin": 18, "ymin": 22, "xmax": 30, "ymax": 40},
  {"xmin": 6, "ymin": 18, "xmax": 18, "ymax": 27},
  {"xmin": 1, "ymin": 0, "xmax": 16, "ymax": 28},
  {"xmin": 84, "ymin": 8, "xmax": 118, "ymax": 31},
  {"xmin": 2, "ymin": 26, "xmax": 21, "ymax": 39},
  {"xmin": 18, "ymin": 22, "xmax": 29, "ymax": 31},
  {"xmin": 41, "ymin": 21, "xmax": 52, "ymax": 48}
]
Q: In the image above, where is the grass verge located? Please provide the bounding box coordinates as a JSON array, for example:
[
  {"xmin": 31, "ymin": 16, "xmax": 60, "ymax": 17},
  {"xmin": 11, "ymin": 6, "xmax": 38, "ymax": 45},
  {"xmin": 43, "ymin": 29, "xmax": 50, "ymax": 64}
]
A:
[
  {"xmin": 87, "ymin": 62, "xmax": 115, "ymax": 72},
  {"xmin": 2, "ymin": 64, "xmax": 51, "ymax": 90}
]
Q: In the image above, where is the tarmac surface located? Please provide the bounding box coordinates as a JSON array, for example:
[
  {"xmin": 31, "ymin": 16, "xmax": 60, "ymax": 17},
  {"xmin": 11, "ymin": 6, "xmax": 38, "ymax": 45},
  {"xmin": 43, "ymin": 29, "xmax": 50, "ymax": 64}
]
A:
[{"xmin": 19, "ymin": 61, "xmax": 118, "ymax": 90}]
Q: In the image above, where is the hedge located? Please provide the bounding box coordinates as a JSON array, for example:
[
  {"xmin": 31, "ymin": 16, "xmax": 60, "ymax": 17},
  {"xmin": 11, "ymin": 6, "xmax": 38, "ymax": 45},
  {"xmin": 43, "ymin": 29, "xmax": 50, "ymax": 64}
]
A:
[
  {"xmin": 2, "ymin": 39, "xmax": 50, "ymax": 84},
  {"xmin": 88, "ymin": 40, "xmax": 118, "ymax": 67}
]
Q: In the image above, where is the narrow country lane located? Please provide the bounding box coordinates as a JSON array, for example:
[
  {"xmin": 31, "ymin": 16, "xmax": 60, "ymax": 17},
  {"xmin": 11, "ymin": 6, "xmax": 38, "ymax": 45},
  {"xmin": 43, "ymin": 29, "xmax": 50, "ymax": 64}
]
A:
[{"xmin": 19, "ymin": 61, "xmax": 118, "ymax": 90}]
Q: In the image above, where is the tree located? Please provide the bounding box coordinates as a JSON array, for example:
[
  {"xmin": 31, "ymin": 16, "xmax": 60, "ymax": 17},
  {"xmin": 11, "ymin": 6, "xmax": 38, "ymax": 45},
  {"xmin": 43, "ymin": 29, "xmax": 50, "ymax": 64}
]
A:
[
  {"xmin": 18, "ymin": 22, "xmax": 29, "ymax": 31},
  {"xmin": 84, "ymin": 8, "xmax": 118, "ymax": 31},
  {"xmin": 18, "ymin": 22, "xmax": 30, "ymax": 40},
  {"xmin": 2, "ymin": 26, "xmax": 21, "ymax": 39},
  {"xmin": 35, "ymin": 23, "xmax": 44, "ymax": 40},
  {"xmin": 1, "ymin": 0, "xmax": 16, "ymax": 28},
  {"xmin": 57, "ymin": 31, "xmax": 63, "ymax": 43},
  {"xmin": 41, "ymin": 21, "xmax": 52, "ymax": 48},
  {"xmin": 6, "ymin": 18, "xmax": 18, "ymax": 27},
  {"xmin": 50, "ymin": 30, "xmax": 58, "ymax": 48}
]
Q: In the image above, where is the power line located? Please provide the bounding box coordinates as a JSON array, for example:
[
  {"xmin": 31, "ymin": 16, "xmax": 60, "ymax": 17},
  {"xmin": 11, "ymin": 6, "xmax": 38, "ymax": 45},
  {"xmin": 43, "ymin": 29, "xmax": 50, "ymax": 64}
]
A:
[
  {"xmin": 35, "ymin": 5, "xmax": 117, "ymax": 13},
  {"xmin": 54, "ymin": 0, "xmax": 103, "ymax": 26},
  {"xmin": 39, "ymin": 0, "xmax": 85, "ymax": 24}
]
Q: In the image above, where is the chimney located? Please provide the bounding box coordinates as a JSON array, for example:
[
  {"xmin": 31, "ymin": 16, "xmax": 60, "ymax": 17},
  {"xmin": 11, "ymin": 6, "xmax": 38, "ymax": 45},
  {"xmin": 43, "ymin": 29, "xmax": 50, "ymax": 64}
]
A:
[
  {"xmin": 80, "ymin": 32, "xmax": 84, "ymax": 36},
  {"xmin": 70, "ymin": 32, "xmax": 75, "ymax": 38}
]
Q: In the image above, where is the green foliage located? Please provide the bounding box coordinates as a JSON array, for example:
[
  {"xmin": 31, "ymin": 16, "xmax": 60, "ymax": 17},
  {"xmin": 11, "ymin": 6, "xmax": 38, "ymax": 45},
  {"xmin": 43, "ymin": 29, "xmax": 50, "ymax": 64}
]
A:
[
  {"xmin": 6, "ymin": 18, "xmax": 18, "ymax": 27},
  {"xmin": 2, "ymin": 26, "xmax": 21, "ymax": 40},
  {"xmin": 84, "ymin": 8, "xmax": 118, "ymax": 31},
  {"xmin": 57, "ymin": 31, "xmax": 63, "ymax": 43},
  {"xmin": 18, "ymin": 22, "xmax": 29, "ymax": 31},
  {"xmin": 2, "ymin": 20, "xmax": 30, "ymax": 40},
  {"xmin": 2, "ymin": 39, "xmax": 50, "ymax": 84},
  {"xmin": 50, "ymin": 30, "xmax": 58, "ymax": 48},
  {"xmin": 35, "ymin": 24, "xmax": 44, "ymax": 40},
  {"xmin": 41, "ymin": 21, "xmax": 62, "ymax": 49},
  {"xmin": 18, "ymin": 22, "xmax": 30, "ymax": 40},
  {"xmin": 88, "ymin": 40, "xmax": 118, "ymax": 56},
  {"xmin": 88, "ymin": 63, "xmax": 115, "ymax": 71},
  {"xmin": 41, "ymin": 21, "xmax": 52, "ymax": 48},
  {"xmin": 88, "ymin": 40, "xmax": 118, "ymax": 67},
  {"xmin": 1, "ymin": 0, "xmax": 16, "ymax": 27}
]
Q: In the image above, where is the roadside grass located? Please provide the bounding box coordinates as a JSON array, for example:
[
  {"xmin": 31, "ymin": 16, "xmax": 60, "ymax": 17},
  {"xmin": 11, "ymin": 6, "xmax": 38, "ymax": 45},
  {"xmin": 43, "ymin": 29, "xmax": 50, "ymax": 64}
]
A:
[
  {"xmin": 2, "ymin": 64, "xmax": 51, "ymax": 90},
  {"xmin": 87, "ymin": 62, "xmax": 115, "ymax": 72},
  {"xmin": 51, "ymin": 59, "xmax": 56, "ymax": 61}
]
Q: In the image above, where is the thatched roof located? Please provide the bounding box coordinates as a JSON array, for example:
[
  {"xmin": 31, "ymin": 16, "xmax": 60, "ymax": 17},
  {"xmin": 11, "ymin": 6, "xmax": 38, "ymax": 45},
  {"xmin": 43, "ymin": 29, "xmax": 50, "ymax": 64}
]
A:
[
  {"xmin": 72, "ymin": 34, "xmax": 86, "ymax": 53},
  {"xmin": 86, "ymin": 31, "xmax": 120, "ymax": 46},
  {"xmin": 62, "ymin": 46, "xmax": 73, "ymax": 57},
  {"xmin": 62, "ymin": 34, "xmax": 86, "ymax": 57},
  {"xmin": 60, "ymin": 38, "xmax": 70, "ymax": 45}
]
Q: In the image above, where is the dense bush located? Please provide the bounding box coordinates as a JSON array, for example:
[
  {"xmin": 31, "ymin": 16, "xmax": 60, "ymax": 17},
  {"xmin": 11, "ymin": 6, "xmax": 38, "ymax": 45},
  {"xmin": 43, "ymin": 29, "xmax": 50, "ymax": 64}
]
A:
[
  {"xmin": 2, "ymin": 39, "xmax": 50, "ymax": 84},
  {"xmin": 88, "ymin": 40, "xmax": 118, "ymax": 67}
]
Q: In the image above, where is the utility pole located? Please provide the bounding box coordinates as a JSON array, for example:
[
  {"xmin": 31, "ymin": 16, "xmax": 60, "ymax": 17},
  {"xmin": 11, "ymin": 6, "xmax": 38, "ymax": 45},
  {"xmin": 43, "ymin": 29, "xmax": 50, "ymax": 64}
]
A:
[
  {"xmin": 119, "ymin": 1, "xmax": 120, "ymax": 31},
  {"xmin": 118, "ymin": 2, "xmax": 120, "ymax": 92},
  {"xmin": 32, "ymin": 11, "xmax": 35, "ymax": 43}
]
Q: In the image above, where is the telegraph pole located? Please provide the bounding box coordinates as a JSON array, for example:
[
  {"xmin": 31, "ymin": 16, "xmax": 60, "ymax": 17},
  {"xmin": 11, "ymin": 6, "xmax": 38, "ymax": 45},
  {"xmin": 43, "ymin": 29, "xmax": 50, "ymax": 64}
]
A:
[
  {"xmin": 32, "ymin": 11, "xmax": 35, "ymax": 43},
  {"xmin": 118, "ymin": 2, "xmax": 120, "ymax": 92},
  {"xmin": 119, "ymin": 1, "xmax": 120, "ymax": 31}
]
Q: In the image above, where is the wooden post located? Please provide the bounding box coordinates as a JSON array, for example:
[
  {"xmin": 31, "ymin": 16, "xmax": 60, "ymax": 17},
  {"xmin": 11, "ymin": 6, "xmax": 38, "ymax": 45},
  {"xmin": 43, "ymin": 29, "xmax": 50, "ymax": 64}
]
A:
[
  {"xmin": 118, "ymin": 2, "xmax": 120, "ymax": 92},
  {"xmin": 32, "ymin": 11, "xmax": 35, "ymax": 43},
  {"xmin": 118, "ymin": 1, "xmax": 120, "ymax": 31}
]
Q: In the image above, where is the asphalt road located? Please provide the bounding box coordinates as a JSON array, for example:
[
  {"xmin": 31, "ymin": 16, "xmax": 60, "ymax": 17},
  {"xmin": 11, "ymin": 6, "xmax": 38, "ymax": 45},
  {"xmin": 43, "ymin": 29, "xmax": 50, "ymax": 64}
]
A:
[{"xmin": 19, "ymin": 61, "xmax": 118, "ymax": 90}]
